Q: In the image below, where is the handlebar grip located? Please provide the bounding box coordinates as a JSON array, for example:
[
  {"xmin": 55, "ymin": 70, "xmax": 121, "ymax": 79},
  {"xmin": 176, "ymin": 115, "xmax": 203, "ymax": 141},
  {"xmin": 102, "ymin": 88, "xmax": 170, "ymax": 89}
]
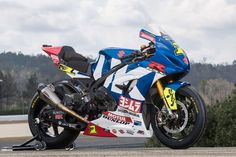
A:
[
  {"xmin": 120, "ymin": 50, "xmax": 151, "ymax": 61},
  {"xmin": 120, "ymin": 52, "xmax": 138, "ymax": 60}
]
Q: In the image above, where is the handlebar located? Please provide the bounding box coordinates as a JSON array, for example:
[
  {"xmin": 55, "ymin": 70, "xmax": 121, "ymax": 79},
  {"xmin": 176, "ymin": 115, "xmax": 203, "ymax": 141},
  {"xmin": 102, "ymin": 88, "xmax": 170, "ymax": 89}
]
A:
[
  {"xmin": 120, "ymin": 51, "xmax": 141, "ymax": 60},
  {"xmin": 120, "ymin": 44, "xmax": 156, "ymax": 62}
]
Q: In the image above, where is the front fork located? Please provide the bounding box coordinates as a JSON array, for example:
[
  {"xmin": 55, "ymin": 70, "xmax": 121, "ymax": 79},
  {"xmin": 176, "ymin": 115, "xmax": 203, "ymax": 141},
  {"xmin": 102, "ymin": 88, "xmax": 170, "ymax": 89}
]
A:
[{"xmin": 155, "ymin": 80, "xmax": 177, "ymax": 119}]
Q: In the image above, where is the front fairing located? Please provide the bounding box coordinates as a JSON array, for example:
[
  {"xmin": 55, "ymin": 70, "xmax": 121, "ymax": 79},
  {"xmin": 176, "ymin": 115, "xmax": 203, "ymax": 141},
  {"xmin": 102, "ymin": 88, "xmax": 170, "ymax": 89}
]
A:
[{"xmin": 141, "ymin": 29, "xmax": 190, "ymax": 75}]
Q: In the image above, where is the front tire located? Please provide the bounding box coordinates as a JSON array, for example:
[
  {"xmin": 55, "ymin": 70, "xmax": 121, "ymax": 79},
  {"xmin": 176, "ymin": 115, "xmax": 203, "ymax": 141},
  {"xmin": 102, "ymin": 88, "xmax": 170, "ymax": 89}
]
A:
[{"xmin": 150, "ymin": 86, "xmax": 206, "ymax": 149}]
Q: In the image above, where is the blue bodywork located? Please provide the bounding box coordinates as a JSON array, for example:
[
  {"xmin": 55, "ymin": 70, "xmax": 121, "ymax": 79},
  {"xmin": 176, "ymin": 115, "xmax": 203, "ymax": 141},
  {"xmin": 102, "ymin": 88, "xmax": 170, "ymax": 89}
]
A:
[
  {"xmin": 92, "ymin": 29, "xmax": 190, "ymax": 76},
  {"xmin": 92, "ymin": 29, "xmax": 191, "ymax": 108},
  {"xmin": 165, "ymin": 81, "xmax": 190, "ymax": 91},
  {"xmin": 91, "ymin": 48, "xmax": 136, "ymax": 75},
  {"xmin": 141, "ymin": 29, "xmax": 190, "ymax": 75}
]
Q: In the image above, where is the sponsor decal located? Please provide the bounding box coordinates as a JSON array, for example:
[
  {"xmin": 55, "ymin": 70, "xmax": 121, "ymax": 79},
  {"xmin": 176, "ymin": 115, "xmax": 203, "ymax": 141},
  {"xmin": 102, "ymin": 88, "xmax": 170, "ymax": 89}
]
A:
[
  {"xmin": 89, "ymin": 125, "xmax": 97, "ymax": 134},
  {"xmin": 102, "ymin": 112, "xmax": 132, "ymax": 125},
  {"xmin": 50, "ymin": 54, "xmax": 59, "ymax": 65},
  {"xmin": 84, "ymin": 123, "xmax": 116, "ymax": 137},
  {"xmin": 118, "ymin": 108, "xmax": 140, "ymax": 117},
  {"xmin": 139, "ymin": 31, "xmax": 156, "ymax": 43},
  {"xmin": 146, "ymin": 67, "xmax": 165, "ymax": 75},
  {"xmin": 112, "ymin": 129, "xmax": 117, "ymax": 134},
  {"xmin": 55, "ymin": 114, "xmax": 63, "ymax": 120},
  {"xmin": 164, "ymin": 87, "xmax": 177, "ymax": 110},
  {"xmin": 52, "ymin": 111, "xmax": 64, "ymax": 120},
  {"xmin": 134, "ymin": 120, "xmax": 142, "ymax": 126},
  {"xmin": 137, "ymin": 130, "xmax": 144, "ymax": 135},
  {"xmin": 148, "ymin": 61, "xmax": 165, "ymax": 73},
  {"xmin": 53, "ymin": 111, "xmax": 64, "ymax": 120},
  {"xmin": 31, "ymin": 96, "xmax": 39, "ymax": 108},
  {"xmin": 59, "ymin": 64, "xmax": 75, "ymax": 75},
  {"xmin": 183, "ymin": 56, "xmax": 189, "ymax": 65},
  {"xmin": 126, "ymin": 130, "xmax": 134, "ymax": 135},
  {"xmin": 118, "ymin": 50, "xmax": 125, "ymax": 58},
  {"xmin": 119, "ymin": 96, "xmax": 141, "ymax": 113},
  {"xmin": 173, "ymin": 42, "xmax": 185, "ymax": 55},
  {"xmin": 119, "ymin": 129, "xmax": 125, "ymax": 134}
]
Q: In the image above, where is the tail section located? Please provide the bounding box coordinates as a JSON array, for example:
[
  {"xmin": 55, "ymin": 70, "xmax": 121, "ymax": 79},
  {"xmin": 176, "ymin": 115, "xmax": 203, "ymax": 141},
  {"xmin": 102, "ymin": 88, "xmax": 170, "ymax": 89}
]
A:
[{"xmin": 42, "ymin": 45, "xmax": 62, "ymax": 65}]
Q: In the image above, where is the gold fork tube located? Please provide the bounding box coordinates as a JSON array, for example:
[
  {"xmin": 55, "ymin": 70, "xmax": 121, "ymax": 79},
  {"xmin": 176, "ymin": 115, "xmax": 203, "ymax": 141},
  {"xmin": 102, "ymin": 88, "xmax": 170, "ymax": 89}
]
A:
[
  {"xmin": 156, "ymin": 80, "xmax": 169, "ymax": 109},
  {"xmin": 156, "ymin": 80, "xmax": 175, "ymax": 119}
]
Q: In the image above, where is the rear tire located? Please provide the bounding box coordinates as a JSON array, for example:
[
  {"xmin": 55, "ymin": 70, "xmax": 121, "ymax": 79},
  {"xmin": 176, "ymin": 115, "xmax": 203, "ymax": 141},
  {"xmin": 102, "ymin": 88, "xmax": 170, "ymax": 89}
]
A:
[
  {"xmin": 28, "ymin": 93, "xmax": 80, "ymax": 149},
  {"xmin": 150, "ymin": 86, "xmax": 206, "ymax": 149}
]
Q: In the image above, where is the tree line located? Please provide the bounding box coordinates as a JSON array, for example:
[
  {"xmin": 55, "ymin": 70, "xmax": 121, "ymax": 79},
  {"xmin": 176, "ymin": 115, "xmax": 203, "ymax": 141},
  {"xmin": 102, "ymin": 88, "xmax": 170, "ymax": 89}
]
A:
[{"xmin": 0, "ymin": 52, "xmax": 66, "ymax": 114}]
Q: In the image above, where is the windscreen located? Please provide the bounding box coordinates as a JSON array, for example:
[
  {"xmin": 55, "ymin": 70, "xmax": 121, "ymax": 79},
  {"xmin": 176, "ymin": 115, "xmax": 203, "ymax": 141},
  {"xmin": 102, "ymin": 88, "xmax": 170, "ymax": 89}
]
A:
[{"xmin": 140, "ymin": 28, "xmax": 186, "ymax": 57}]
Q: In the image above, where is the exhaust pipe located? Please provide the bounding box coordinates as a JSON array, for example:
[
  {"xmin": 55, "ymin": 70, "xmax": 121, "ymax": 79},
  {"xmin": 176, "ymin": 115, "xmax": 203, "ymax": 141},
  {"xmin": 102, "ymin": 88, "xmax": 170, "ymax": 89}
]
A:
[{"xmin": 37, "ymin": 83, "xmax": 89, "ymax": 124}]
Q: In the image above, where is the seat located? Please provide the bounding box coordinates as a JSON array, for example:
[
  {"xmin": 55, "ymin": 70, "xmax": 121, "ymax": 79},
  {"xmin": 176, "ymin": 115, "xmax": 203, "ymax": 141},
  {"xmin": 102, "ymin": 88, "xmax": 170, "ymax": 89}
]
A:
[
  {"xmin": 59, "ymin": 46, "xmax": 88, "ymax": 62},
  {"xmin": 58, "ymin": 46, "xmax": 90, "ymax": 74}
]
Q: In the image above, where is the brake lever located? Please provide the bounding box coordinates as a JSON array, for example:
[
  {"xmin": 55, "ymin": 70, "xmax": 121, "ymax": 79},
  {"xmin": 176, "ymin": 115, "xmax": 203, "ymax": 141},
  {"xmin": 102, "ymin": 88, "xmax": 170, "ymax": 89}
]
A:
[
  {"xmin": 142, "ymin": 46, "xmax": 155, "ymax": 58},
  {"xmin": 132, "ymin": 55, "xmax": 146, "ymax": 62}
]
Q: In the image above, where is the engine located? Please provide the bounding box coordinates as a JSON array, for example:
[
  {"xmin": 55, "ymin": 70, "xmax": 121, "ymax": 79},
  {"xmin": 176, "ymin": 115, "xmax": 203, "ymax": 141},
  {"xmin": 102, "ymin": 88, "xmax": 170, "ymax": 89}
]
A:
[
  {"xmin": 93, "ymin": 86, "xmax": 117, "ymax": 111},
  {"xmin": 55, "ymin": 82, "xmax": 117, "ymax": 121}
]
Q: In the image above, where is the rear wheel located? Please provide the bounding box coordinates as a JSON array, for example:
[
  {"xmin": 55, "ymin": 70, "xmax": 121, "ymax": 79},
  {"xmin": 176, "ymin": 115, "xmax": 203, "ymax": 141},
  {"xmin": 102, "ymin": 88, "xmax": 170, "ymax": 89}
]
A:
[
  {"xmin": 28, "ymin": 86, "xmax": 80, "ymax": 149},
  {"xmin": 150, "ymin": 86, "xmax": 206, "ymax": 149}
]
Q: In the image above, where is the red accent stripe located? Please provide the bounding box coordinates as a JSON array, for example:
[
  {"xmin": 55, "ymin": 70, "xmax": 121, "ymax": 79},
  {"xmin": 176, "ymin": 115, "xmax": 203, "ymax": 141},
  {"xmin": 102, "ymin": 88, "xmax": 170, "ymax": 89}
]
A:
[
  {"xmin": 83, "ymin": 123, "xmax": 117, "ymax": 137},
  {"xmin": 42, "ymin": 46, "xmax": 62, "ymax": 56},
  {"xmin": 140, "ymin": 32, "xmax": 156, "ymax": 43},
  {"xmin": 148, "ymin": 61, "xmax": 166, "ymax": 73}
]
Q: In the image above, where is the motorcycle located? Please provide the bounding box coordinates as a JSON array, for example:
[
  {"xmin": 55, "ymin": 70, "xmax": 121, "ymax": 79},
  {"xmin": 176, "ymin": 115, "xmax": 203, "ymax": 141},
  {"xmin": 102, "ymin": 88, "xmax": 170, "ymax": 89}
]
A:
[{"xmin": 28, "ymin": 29, "xmax": 206, "ymax": 149}]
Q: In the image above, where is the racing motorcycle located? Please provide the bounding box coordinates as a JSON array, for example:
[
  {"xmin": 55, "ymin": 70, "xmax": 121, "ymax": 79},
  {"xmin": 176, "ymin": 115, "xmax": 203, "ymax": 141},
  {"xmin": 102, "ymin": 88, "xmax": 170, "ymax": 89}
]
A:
[{"xmin": 28, "ymin": 29, "xmax": 206, "ymax": 149}]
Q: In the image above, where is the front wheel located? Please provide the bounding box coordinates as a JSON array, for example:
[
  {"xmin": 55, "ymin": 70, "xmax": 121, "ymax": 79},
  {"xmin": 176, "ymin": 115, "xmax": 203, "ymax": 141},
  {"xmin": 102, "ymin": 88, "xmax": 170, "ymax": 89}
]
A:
[{"xmin": 150, "ymin": 86, "xmax": 206, "ymax": 149}]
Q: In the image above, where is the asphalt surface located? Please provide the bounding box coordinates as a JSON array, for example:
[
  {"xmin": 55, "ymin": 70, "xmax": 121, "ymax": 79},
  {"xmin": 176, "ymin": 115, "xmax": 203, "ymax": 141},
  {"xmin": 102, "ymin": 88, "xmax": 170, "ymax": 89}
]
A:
[
  {"xmin": 0, "ymin": 136, "xmax": 146, "ymax": 149},
  {"xmin": 0, "ymin": 119, "xmax": 235, "ymax": 156},
  {"xmin": 1, "ymin": 147, "xmax": 236, "ymax": 157},
  {"xmin": 1, "ymin": 136, "xmax": 236, "ymax": 157}
]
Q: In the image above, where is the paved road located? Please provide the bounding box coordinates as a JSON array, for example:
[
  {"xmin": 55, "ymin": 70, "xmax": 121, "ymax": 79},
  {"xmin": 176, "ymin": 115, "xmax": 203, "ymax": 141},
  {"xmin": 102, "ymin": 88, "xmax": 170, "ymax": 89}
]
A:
[
  {"xmin": 0, "ymin": 115, "xmax": 27, "ymax": 122},
  {"xmin": 1, "ymin": 147, "xmax": 236, "ymax": 157},
  {"xmin": 0, "ymin": 122, "xmax": 236, "ymax": 156},
  {"xmin": 0, "ymin": 136, "xmax": 146, "ymax": 149},
  {"xmin": 1, "ymin": 137, "xmax": 236, "ymax": 157}
]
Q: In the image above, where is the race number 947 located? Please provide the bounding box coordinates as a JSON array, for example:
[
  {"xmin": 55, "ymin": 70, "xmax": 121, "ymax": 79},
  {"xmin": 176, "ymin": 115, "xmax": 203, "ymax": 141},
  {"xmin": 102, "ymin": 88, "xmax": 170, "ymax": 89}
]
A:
[{"xmin": 119, "ymin": 96, "xmax": 141, "ymax": 113}]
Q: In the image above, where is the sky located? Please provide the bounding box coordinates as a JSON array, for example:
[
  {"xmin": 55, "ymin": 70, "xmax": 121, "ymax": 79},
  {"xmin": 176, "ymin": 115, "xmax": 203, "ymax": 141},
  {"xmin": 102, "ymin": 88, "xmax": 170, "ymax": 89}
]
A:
[{"xmin": 0, "ymin": 0, "xmax": 235, "ymax": 64}]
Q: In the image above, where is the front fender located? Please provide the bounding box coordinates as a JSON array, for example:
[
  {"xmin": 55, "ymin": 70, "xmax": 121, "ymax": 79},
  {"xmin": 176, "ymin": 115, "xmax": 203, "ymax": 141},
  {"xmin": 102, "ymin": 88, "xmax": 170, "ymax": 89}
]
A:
[{"xmin": 163, "ymin": 81, "xmax": 190, "ymax": 110}]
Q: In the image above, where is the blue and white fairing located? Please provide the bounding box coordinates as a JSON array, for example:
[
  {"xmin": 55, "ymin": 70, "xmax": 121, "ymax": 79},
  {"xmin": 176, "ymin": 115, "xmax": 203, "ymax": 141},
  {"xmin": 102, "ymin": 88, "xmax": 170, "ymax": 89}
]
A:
[
  {"xmin": 91, "ymin": 47, "xmax": 161, "ymax": 137},
  {"xmin": 89, "ymin": 29, "xmax": 190, "ymax": 137},
  {"xmin": 92, "ymin": 29, "xmax": 190, "ymax": 105},
  {"xmin": 92, "ymin": 47, "xmax": 164, "ymax": 104},
  {"xmin": 142, "ymin": 29, "xmax": 191, "ymax": 75}
]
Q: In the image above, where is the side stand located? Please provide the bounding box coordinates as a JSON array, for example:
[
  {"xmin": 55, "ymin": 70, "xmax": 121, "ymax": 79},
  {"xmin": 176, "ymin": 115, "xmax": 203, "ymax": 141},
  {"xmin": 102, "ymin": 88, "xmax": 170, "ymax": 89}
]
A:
[
  {"xmin": 13, "ymin": 135, "xmax": 46, "ymax": 151},
  {"xmin": 1, "ymin": 121, "xmax": 46, "ymax": 151},
  {"xmin": 1, "ymin": 135, "xmax": 75, "ymax": 151},
  {"xmin": 1, "ymin": 121, "xmax": 75, "ymax": 151},
  {"xmin": 1, "ymin": 135, "xmax": 47, "ymax": 151}
]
